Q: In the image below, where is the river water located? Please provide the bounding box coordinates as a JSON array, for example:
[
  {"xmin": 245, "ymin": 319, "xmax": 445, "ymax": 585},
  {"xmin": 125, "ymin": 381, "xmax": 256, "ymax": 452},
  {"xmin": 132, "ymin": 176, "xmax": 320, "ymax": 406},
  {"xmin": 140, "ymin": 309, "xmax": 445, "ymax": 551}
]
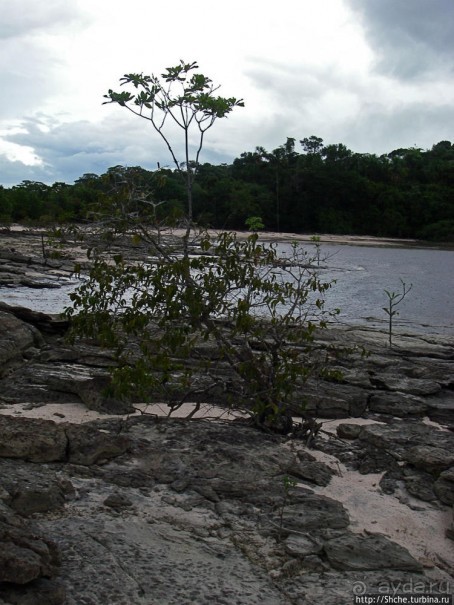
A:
[
  {"xmin": 286, "ymin": 243, "xmax": 454, "ymax": 336},
  {"xmin": 1, "ymin": 243, "xmax": 453, "ymax": 336}
]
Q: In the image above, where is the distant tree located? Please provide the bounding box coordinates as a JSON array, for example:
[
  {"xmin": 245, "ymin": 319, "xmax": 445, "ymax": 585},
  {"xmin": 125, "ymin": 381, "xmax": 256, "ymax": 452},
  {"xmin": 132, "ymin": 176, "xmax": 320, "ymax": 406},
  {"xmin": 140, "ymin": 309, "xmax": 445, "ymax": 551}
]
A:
[
  {"xmin": 245, "ymin": 215, "xmax": 265, "ymax": 231},
  {"xmin": 0, "ymin": 186, "xmax": 12, "ymax": 222},
  {"xmin": 300, "ymin": 136, "xmax": 324, "ymax": 155},
  {"xmin": 10, "ymin": 181, "xmax": 49, "ymax": 221}
]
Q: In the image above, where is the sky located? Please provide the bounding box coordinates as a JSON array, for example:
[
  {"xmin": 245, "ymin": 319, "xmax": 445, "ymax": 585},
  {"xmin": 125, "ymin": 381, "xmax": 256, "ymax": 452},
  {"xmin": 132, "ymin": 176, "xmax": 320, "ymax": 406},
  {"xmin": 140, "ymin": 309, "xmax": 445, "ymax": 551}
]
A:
[{"xmin": 0, "ymin": 0, "xmax": 453, "ymax": 187}]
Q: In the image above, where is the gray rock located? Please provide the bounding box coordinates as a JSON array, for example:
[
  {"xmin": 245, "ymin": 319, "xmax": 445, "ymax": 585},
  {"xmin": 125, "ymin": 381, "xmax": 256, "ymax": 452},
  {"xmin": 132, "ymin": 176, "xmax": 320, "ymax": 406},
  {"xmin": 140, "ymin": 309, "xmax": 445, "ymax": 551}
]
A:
[
  {"xmin": 284, "ymin": 533, "xmax": 323, "ymax": 556},
  {"xmin": 0, "ymin": 278, "xmax": 453, "ymax": 605},
  {"xmin": 103, "ymin": 493, "xmax": 133, "ymax": 510},
  {"xmin": 369, "ymin": 391, "xmax": 428, "ymax": 417},
  {"xmin": 448, "ymin": 505, "xmax": 454, "ymax": 540},
  {"xmin": 303, "ymin": 382, "xmax": 368, "ymax": 418},
  {"xmin": 0, "ymin": 416, "xmax": 67, "ymax": 463},
  {"xmin": 0, "ymin": 577, "xmax": 66, "ymax": 605},
  {"xmin": 357, "ymin": 445, "xmax": 398, "ymax": 474},
  {"xmin": 0, "ymin": 362, "xmax": 132, "ymax": 413},
  {"xmin": 10, "ymin": 484, "xmax": 66, "ymax": 517},
  {"xmin": 370, "ymin": 374, "xmax": 441, "ymax": 396},
  {"xmin": 0, "ymin": 459, "xmax": 74, "ymax": 518},
  {"xmin": 403, "ymin": 468, "xmax": 437, "ymax": 502},
  {"xmin": 379, "ymin": 469, "xmax": 402, "ymax": 495},
  {"xmin": 404, "ymin": 446, "xmax": 454, "ymax": 475},
  {"xmin": 286, "ymin": 458, "xmax": 334, "ymax": 487},
  {"xmin": 358, "ymin": 422, "xmax": 454, "ymax": 461},
  {"xmin": 427, "ymin": 393, "xmax": 454, "ymax": 426},
  {"xmin": 434, "ymin": 467, "xmax": 454, "ymax": 505},
  {"xmin": 323, "ymin": 532, "xmax": 423, "ymax": 571},
  {"xmin": 66, "ymin": 424, "xmax": 131, "ymax": 466},
  {"xmin": 280, "ymin": 494, "xmax": 349, "ymax": 531},
  {"xmin": 0, "ymin": 520, "xmax": 61, "ymax": 584},
  {"xmin": 73, "ymin": 375, "xmax": 133, "ymax": 414},
  {"xmin": 0, "ymin": 302, "xmax": 69, "ymax": 335},
  {"xmin": 336, "ymin": 423, "xmax": 363, "ymax": 440},
  {"xmin": 0, "ymin": 310, "xmax": 43, "ymax": 377},
  {"xmin": 282, "ymin": 570, "xmax": 437, "ymax": 605}
]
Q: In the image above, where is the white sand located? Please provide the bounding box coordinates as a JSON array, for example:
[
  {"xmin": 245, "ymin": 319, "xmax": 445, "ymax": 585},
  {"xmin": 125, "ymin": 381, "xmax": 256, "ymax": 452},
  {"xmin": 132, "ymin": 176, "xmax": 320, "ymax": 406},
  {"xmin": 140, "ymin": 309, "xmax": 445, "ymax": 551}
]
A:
[
  {"xmin": 162, "ymin": 227, "xmax": 421, "ymax": 248},
  {"xmin": 307, "ymin": 446, "xmax": 454, "ymax": 572},
  {"xmin": 0, "ymin": 401, "xmax": 243, "ymax": 423}
]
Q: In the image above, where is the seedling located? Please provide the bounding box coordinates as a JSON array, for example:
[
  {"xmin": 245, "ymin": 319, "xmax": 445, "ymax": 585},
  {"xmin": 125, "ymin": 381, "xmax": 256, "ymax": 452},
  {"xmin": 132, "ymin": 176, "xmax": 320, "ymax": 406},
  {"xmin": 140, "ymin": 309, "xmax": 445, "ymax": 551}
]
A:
[
  {"xmin": 383, "ymin": 279, "xmax": 413, "ymax": 346},
  {"xmin": 278, "ymin": 475, "xmax": 298, "ymax": 540}
]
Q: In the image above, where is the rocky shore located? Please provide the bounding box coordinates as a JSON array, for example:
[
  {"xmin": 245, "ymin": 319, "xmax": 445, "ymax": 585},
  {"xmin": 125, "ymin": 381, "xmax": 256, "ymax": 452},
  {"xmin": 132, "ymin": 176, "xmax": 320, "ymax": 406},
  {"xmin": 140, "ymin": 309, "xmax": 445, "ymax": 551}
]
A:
[{"xmin": 0, "ymin": 227, "xmax": 453, "ymax": 604}]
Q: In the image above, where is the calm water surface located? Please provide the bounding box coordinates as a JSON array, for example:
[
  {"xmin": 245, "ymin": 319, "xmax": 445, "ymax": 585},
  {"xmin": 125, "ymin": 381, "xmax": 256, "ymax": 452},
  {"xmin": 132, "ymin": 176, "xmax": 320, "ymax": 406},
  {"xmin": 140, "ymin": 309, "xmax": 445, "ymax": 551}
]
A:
[
  {"xmin": 283, "ymin": 243, "xmax": 454, "ymax": 335},
  {"xmin": 1, "ymin": 244, "xmax": 453, "ymax": 336}
]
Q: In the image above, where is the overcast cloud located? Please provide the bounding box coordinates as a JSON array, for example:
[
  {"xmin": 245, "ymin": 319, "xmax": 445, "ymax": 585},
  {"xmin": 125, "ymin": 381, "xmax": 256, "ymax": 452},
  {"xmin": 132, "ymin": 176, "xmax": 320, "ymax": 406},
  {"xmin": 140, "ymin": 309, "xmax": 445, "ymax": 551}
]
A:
[{"xmin": 0, "ymin": 0, "xmax": 453, "ymax": 187}]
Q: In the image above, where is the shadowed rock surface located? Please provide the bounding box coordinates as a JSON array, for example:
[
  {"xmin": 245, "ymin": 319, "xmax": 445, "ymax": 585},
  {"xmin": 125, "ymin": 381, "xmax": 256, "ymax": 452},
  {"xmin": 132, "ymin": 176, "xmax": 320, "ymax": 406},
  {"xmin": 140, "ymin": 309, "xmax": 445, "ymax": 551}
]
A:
[
  {"xmin": 0, "ymin": 230, "xmax": 453, "ymax": 604},
  {"xmin": 0, "ymin": 412, "xmax": 452, "ymax": 605}
]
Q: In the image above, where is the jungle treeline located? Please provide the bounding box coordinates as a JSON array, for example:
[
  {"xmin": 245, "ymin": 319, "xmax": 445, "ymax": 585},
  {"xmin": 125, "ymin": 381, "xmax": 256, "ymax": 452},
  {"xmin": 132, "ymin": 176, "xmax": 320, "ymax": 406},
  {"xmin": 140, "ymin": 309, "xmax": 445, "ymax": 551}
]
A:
[{"xmin": 1, "ymin": 136, "xmax": 453, "ymax": 241}]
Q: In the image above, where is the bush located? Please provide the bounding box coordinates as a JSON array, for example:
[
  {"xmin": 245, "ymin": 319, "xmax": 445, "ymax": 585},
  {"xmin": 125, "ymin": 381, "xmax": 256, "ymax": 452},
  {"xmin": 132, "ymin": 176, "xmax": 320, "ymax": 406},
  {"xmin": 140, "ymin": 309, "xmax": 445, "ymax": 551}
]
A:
[{"xmin": 66, "ymin": 227, "xmax": 340, "ymax": 431}]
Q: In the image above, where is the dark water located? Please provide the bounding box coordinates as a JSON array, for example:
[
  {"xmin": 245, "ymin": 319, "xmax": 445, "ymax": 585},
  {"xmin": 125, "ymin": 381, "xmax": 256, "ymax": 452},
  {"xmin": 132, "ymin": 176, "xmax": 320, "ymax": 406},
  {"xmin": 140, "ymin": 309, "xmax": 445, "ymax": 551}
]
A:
[
  {"xmin": 283, "ymin": 243, "xmax": 454, "ymax": 335},
  {"xmin": 1, "ymin": 244, "xmax": 453, "ymax": 336}
]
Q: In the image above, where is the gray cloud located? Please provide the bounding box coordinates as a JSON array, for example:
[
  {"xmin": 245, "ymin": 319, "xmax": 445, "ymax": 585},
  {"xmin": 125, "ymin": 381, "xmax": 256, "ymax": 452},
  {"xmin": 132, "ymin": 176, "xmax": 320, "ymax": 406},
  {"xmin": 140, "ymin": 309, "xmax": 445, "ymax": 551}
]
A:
[
  {"xmin": 331, "ymin": 102, "xmax": 454, "ymax": 154},
  {"xmin": 0, "ymin": 43, "xmax": 61, "ymax": 119},
  {"xmin": 0, "ymin": 1, "xmax": 88, "ymax": 39},
  {"xmin": 346, "ymin": 0, "xmax": 454, "ymax": 79},
  {"xmin": 0, "ymin": 112, "xmax": 236, "ymax": 187},
  {"xmin": 0, "ymin": 2, "xmax": 90, "ymax": 120}
]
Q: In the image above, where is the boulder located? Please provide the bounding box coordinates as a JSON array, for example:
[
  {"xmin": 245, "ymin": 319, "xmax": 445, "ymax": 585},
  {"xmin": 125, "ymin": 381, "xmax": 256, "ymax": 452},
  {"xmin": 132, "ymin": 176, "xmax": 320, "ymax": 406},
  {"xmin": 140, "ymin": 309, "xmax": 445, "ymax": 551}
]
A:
[
  {"xmin": 0, "ymin": 302, "xmax": 69, "ymax": 335},
  {"xmin": 402, "ymin": 468, "xmax": 437, "ymax": 502},
  {"xmin": 103, "ymin": 493, "xmax": 133, "ymax": 510},
  {"xmin": 0, "ymin": 311, "xmax": 43, "ymax": 377},
  {"xmin": 304, "ymin": 381, "xmax": 368, "ymax": 418},
  {"xmin": 287, "ymin": 453, "xmax": 335, "ymax": 486},
  {"xmin": 434, "ymin": 467, "xmax": 454, "ymax": 505},
  {"xmin": 0, "ymin": 362, "xmax": 133, "ymax": 413},
  {"xmin": 0, "ymin": 459, "xmax": 74, "ymax": 519},
  {"xmin": 0, "ymin": 520, "xmax": 61, "ymax": 584},
  {"xmin": 357, "ymin": 445, "xmax": 398, "ymax": 474},
  {"xmin": 280, "ymin": 494, "xmax": 349, "ymax": 531},
  {"xmin": 404, "ymin": 446, "xmax": 454, "ymax": 475},
  {"xmin": 358, "ymin": 422, "xmax": 454, "ymax": 461},
  {"xmin": 0, "ymin": 416, "xmax": 67, "ymax": 463},
  {"xmin": 323, "ymin": 532, "xmax": 423, "ymax": 572},
  {"xmin": 336, "ymin": 423, "xmax": 363, "ymax": 440}
]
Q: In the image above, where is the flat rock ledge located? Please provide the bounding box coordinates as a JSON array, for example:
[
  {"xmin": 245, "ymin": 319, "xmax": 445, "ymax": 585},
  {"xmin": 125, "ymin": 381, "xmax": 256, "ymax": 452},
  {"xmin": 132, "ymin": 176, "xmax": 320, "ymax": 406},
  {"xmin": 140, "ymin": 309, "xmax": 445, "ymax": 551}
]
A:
[
  {"xmin": 0, "ymin": 307, "xmax": 453, "ymax": 604},
  {"xmin": 0, "ymin": 414, "xmax": 451, "ymax": 604}
]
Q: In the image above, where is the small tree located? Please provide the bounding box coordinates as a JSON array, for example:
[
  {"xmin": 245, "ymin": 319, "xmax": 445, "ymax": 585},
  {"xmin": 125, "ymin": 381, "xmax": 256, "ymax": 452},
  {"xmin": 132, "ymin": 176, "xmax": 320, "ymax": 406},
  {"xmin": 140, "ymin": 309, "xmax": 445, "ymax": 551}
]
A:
[
  {"xmin": 245, "ymin": 216, "xmax": 265, "ymax": 232},
  {"xmin": 103, "ymin": 60, "xmax": 244, "ymax": 224},
  {"xmin": 65, "ymin": 62, "xmax": 343, "ymax": 433},
  {"xmin": 383, "ymin": 279, "xmax": 413, "ymax": 346}
]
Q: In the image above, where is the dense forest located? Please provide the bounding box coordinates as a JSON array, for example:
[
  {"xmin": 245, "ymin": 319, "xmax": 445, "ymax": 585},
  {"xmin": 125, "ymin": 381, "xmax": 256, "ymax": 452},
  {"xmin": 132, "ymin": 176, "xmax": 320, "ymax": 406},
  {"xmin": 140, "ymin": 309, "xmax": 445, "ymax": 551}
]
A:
[{"xmin": 1, "ymin": 136, "xmax": 453, "ymax": 241}]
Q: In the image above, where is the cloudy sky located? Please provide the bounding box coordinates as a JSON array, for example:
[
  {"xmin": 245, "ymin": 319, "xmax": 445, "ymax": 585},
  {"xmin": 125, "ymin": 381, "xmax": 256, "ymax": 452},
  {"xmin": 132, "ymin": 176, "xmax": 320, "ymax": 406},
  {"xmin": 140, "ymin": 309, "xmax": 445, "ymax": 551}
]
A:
[{"xmin": 0, "ymin": 0, "xmax": 453, "ymax": 187}]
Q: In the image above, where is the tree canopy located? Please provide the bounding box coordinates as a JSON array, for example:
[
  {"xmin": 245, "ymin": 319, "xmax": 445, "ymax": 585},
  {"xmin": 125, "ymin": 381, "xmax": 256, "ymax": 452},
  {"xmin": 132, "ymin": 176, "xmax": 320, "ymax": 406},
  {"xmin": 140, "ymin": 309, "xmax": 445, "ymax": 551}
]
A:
[{"xmin": 1, "ymin": 138, "xmax": 453, "ymax": 242}]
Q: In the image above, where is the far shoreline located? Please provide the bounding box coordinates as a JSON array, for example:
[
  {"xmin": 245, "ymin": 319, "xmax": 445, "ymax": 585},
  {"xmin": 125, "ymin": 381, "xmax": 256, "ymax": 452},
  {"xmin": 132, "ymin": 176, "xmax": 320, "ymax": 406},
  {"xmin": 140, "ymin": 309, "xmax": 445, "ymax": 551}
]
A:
[
  {"xmin": 216, "ymin": 229, "xmax": 454, "ymax": 250},
  {"xmin": 3, "ymin": 223, "xmax": 454, "ymax": 250}
]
